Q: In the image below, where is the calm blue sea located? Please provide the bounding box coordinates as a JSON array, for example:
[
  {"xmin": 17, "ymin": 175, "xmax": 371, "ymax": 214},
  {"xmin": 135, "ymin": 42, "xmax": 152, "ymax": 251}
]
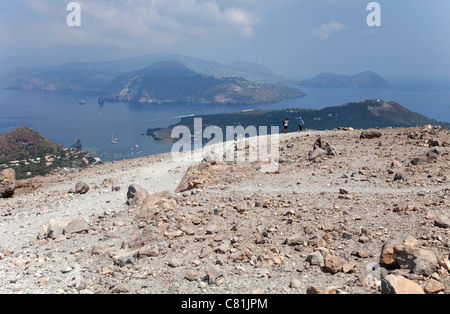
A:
[{"xmin": 0, "ymin": 80, "xmax": 449, "ymax": 161}]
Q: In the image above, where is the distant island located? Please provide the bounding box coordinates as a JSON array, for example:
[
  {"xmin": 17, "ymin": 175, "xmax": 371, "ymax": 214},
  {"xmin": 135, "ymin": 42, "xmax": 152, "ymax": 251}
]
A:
[
  {"xmin": 99, "ymin": 61, "xmax": 304, "ymax": 105},
  {"xmin": 150, "ymin": 99, "xmax": 449, "ymax": 141},
  {"xmin": 301, "ymin": 71, "xmax": 388, "ymax": 87},
  {"xmin": 0, "ymin": 126, "xmax": 101, "ymax": 179}
]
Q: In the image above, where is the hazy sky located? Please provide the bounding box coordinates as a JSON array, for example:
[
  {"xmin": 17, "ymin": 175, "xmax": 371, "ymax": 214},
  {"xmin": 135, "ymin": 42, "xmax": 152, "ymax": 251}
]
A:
[{"xmin": 1, "ymin": 0, "xmax": 449, "ymax": 80}]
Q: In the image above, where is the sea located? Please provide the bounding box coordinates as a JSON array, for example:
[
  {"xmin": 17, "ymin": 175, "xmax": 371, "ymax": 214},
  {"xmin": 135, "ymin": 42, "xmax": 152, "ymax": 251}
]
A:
[{"xmin": 0, "ymin": 79, "xmax": 449, "ymax": 162}]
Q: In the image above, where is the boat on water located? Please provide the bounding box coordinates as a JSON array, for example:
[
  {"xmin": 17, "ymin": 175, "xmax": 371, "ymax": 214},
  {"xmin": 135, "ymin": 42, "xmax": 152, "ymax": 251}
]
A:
[
  {"xmin": 111, "ymin": 133, "xmax": 118, "ymax": 144},
  {"xmin": 79, "ymin": 99, "xmax": 87, "ymax": 105}
]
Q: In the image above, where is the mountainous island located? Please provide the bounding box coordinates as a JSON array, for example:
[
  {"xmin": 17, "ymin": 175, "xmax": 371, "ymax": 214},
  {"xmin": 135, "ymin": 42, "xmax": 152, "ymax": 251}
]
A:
[
  {"xmin": 0, "ymin": 54, "xmax": 290, "ymax": 91},
  {"xmin": 301, "ymin": 71, "xmax": 388, "ymax": 87},
  {"xmin": 99, "ymin": 61, "xmax": 304, "ymax": 105},
  {"xmin": 150, "ymin": 99, "xmax": 449, "ymax": 141}
]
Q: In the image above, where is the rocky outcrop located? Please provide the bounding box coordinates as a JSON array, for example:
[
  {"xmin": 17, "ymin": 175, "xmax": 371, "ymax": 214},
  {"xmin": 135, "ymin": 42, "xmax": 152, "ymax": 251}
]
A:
[{"xmin": 308, "ymin": 137, "xmax": 337, "ymax": 161}]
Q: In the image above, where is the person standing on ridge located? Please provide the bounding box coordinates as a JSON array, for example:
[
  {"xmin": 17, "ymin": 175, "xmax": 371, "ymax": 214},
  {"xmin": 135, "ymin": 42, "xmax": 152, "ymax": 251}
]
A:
[
  {"xmin": 299, "ymin": 117, "xmax": 304, "ymax": 132},
  {"xmin": 283, "ymin": 118, "xmax": 289, "ymax": 134}
]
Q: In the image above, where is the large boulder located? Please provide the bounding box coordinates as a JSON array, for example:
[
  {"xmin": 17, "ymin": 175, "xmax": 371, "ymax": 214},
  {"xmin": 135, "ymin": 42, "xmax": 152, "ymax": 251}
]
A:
[
  {"xmin": 360, "ymin": 130, "xmax": 382, "ymax": 139},
  {"xmin": 135, "ymin": 191, "xmax": 175, "ymax": 219},
  {"xmin": 308, "ymin": 138, "xmax": 337, "ymax": 161},
  {"xmin": 411, "ymin": 149, "xmax": 441, "ymax": 165},
  {"xmin": 381, "ymin": 275, "xmax": 425, "ymax": 294},
  {"xmin": 0, "ymin": 168, "xmax": 16, "ymax": 198},
  {"xmin": 324, "ymin": 255, "xmax": 346, "ymax": 274},
  {"xmin": 380, "ymin": 233, "xmax": 419, "ymax": 268},
  {"xmin": 45, "ymin": 217, "xmax": 90, "ymax": 239},
  {"xmin": 127, "ymin": 184, "xmax": 147, "ymax": 206},
  {"xmin": 393, "ymin": 246, "xmax": 438, "ymax": 277}
]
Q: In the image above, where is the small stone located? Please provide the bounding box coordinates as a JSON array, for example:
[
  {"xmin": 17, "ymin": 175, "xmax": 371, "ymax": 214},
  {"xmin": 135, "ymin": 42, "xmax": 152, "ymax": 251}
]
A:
[
  {"xmin": 306, "ymin": 251, "xmax": 324, "ymax": 266},
  {"xmin": 324, "ymin": 255, "xmax": 346, "ymax": 274},
  {"xmin": 357, "ymin": 250, "xmax": 370, "ymax": 258},
  {"xmin": 168, "ymin": 258, "xmax": 182, "ymax": 268},
  {"xmin": 343, "ymin": 261, "xmax": 357, "ymax": 273},
  {"xmin": 112, "ymin": 185, "xmax": 121, "ymax": 192},
  {"xmin": 424, "ymin": 279, "xmax": 445, "ymax": 294},
  {"xmin": 138, "ymin": 244, "xmax": 159, "ymax": 257},
  {"xmin": 425, "ymin": 212, "xmax": 437, "ymax": 220},
  {"xmin": 205, "ymin": 224, "xmax": 219, "ymax": 234},
  {"xmin": 63, "ymin": 217, "xmax": 90, "ymax": 235},
  {"xmin": 272, "ymin": 256, "xmax": 282, "ymax": 265},
  {"xmin": 342, "ymin": 232, "xmax": 352, "ymax": 239},
  {"xmin": 61, "ymin": 266, "xmax": 73, "ymax": 274},
  {"xmin": 358, "ymin": 236, "xmax": 370, "ymax": 243},
  {"xmin": 440, "ymin": 256, "xmax": 450, "ymax": 272},
  {"xmin": 290, "ymin": 279, "xmax": 302, "ymax": 289},
  {"xmin": 207, "ymin": 267, "xmax": 223, "ymax": 285},
  {"xmin": 306, "ymin": 286, "xmax": 336, "ymax": 295},
  {"xmin": 216, "ymin": 241, "xmax": 230, "ymax": 254},
  {"xmin": 111, "ymin": 284, "xmax": 130, "ymax": 294},
  {"xmin": 199, "ymin": 246, "xmax": 213, "ymax": 259},
  {"xmin": 393, "ymin": 173, "xmax": 404, "ymax": 181},
  {"xmin": 92, "ymin": 243, "xmax": 109, "ymax": 256},
  {"xmin": 75, "ymin": 181, "xmax": 90, "ymax": 194},
  {"xmin": 285, "ymin": 235, "xmax": 304, "ymax": 246},
  {"xmin": 434, "ymin": 217, "xmax": 450, "ymax": 229},
  {"xmin": 185, "ymin": 270, "xmax": 198, "ymax": 282},
  {"xmin": 117, "ymin": 256, "xmax": 134, "ymax": 268}
]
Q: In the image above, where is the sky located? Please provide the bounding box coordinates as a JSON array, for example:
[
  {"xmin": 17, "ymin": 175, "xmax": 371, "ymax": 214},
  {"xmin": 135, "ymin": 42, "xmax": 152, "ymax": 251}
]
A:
[{"xmin": 0, "ymin": 0, "xmax": 449, "ymax": 80}]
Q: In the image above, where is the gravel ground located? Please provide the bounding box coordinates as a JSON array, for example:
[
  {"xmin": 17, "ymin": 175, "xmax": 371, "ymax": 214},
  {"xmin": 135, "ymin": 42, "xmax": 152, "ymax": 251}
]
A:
[{"xmin": 0, "ymin": 127, "xmax": 449, "ymax": 294}]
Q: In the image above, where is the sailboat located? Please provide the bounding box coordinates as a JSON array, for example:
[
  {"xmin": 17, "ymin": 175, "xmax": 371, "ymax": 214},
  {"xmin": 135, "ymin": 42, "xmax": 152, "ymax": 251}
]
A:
[{"xmin": 111, "ymin": 132, "xmax": 118, "ymax": 144}]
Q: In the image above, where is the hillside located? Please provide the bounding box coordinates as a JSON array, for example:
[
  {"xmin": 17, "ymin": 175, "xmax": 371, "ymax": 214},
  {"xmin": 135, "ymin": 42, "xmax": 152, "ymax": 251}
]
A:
[
  {"xmin": 0, "ymin": 127, "xmax": 99, "ymax": 179},
  {"xmin": 301, "ymin": 71, "xmax": 388, "ymax": 87},
  {"xmin": 0, "ymin": 127, "xmax": 65, "ymax": 162},
  {"xmin": 99, "ymin": 61, "xmax": 304, "ymax": 105},
  {"xmin": 0, "ymin": 126, "xmax": 449, "ymax": 295},
  {"xmin": 151, "ymin": 99, "xmax": 449, "ymax": 141}
]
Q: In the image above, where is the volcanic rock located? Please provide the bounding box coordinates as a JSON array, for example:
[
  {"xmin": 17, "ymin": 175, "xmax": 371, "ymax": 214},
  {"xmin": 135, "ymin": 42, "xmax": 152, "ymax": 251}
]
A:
[{"xmin": 0, "ymin": 168, "xmax": 16, "ymax": 198}]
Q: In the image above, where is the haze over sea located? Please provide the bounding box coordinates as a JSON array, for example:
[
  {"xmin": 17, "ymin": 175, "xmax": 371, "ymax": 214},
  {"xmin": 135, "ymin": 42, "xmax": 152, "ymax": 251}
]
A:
[{"xmin": 0, "ymin": 79, "xmax": 449, "ymax": 162}]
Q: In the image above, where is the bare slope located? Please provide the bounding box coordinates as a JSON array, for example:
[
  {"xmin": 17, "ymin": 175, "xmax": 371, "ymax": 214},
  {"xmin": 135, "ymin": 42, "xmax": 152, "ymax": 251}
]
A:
[{"xmin": 0, "ymin": 127, "xmax": 449, "ymax": 294}]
